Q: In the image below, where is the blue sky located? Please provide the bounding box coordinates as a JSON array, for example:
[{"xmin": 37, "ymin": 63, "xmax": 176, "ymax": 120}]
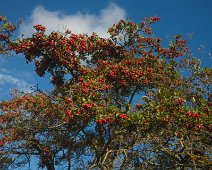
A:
[
  {"xmin": 0, "ymin": 0, "xmax": 212, "ymax": 101},
  {"xmin": 0, "ymin": 1, "xmax": 212, "ymax": 169}
]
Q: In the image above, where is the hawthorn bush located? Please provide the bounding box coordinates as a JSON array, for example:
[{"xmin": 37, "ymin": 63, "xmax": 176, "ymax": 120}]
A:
[
  {"xmin": 0, "ymin": 16, "xmax": 20, "ymax": 55},
  {"xmin": 0, "ymin": 16, "xmax": 211, "ymax": 169}
]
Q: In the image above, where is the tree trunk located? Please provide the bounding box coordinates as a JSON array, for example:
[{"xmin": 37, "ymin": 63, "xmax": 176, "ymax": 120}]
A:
[{"xmin": 46, "ymin": 158, "xmax": 55, "ymax": 170}]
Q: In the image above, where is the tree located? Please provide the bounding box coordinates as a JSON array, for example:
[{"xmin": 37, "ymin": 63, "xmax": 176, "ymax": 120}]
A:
[
  {"xmin": 0, "ymin": 16, "xmax": 211, "ymax": 169},
  {"xmin": 0, "ymin": 16, "xmax": 20, "ymax": 55}
]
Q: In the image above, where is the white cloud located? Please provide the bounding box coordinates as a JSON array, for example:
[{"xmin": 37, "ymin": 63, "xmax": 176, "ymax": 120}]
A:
[
  {"xmin": 19, "ymin": 3, "xmax": 127, "ymax": 38},
  {"xmin": 0, "ymin": 3, "xmax": 127, "ymax": 99},
  {"xmin": 0, "ymin": 69, "xmax": 32, "ymax": 99},
  {"xmin": 0, "ymin": 73, "xmax": 30, "ymax": 88}
]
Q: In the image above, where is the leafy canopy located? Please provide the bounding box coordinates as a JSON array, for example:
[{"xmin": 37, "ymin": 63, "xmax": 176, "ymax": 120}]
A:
[{"xmin": 0, "ymin": 16, "xmax": 211, "ymax": 169}]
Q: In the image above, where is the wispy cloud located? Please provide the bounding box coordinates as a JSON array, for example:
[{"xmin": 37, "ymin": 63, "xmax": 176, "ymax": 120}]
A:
[
  {"xmin": 0, "ymin": 73, "xmax": 31, "ymax": 88},
  {"xmin": 0, "ymin": 69, "xmax": 32, "ymax": 99},
  {"xmin": 19, "ymin": 3, "xmax": 127, "ymax": 38}
]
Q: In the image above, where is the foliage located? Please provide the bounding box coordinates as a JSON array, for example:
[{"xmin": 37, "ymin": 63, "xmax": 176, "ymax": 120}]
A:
[
  {"xmin": 0, "ymin": 16, "xmax": 20, "ymax": 55},
  {"xmin": 0, "ymin": 16, "xmax": 211, "ymax": 170}
]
